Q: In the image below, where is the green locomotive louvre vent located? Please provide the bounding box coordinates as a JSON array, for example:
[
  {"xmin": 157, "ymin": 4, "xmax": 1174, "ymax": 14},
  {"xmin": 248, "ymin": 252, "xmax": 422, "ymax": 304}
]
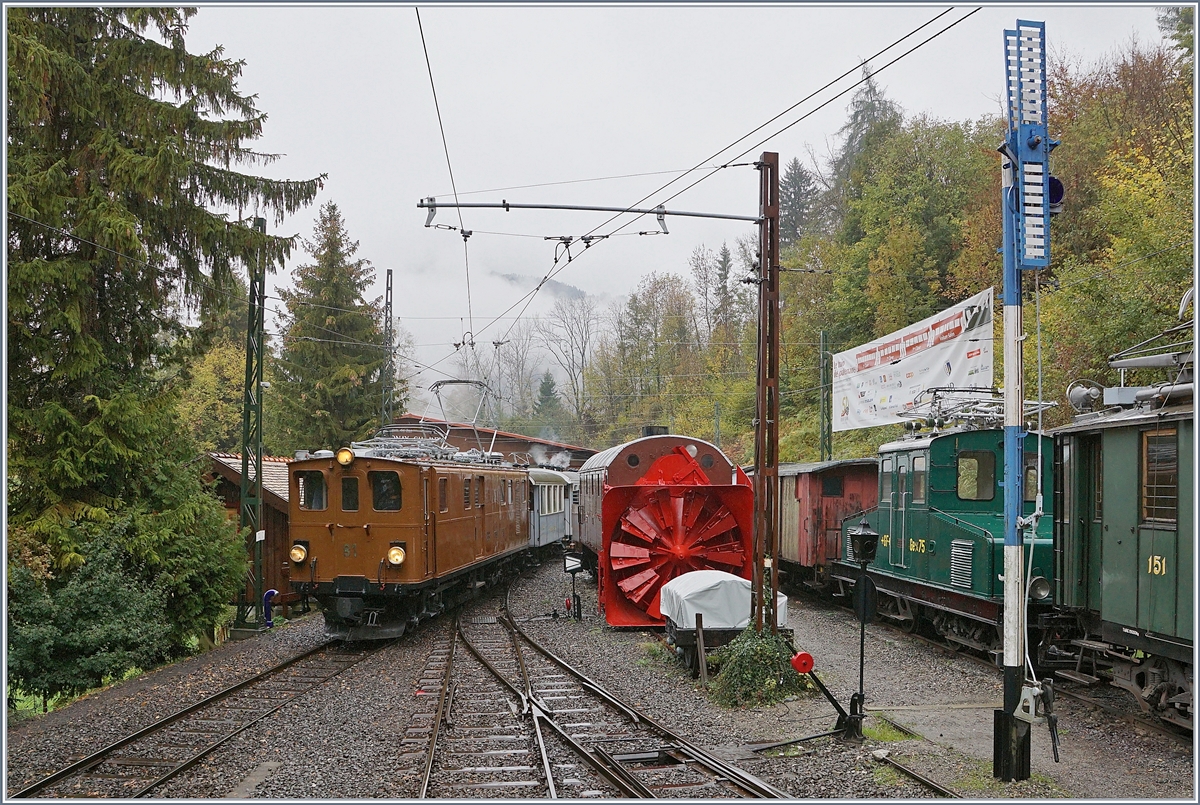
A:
[
  {"xmin": 950, "ymin": 540, "xmax": 973, "ymax": 588},
  {"xmin": 845, "ymin": 530, "xmax": 855, "ymax": 562}
]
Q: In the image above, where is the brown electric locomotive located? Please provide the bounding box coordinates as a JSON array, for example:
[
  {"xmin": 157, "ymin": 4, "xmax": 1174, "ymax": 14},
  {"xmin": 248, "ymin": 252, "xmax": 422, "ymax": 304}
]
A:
[{"xmin": 287, "ymin": 425, "xmax": 530, "ymax": 640}]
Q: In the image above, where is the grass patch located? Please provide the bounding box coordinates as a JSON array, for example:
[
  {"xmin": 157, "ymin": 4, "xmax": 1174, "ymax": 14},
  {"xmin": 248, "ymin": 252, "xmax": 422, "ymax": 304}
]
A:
[
  {"xmin": 637, "ymin": 640, "xmax": 678, "ymax": 669},
  {"xmin": 864, "ymin": 717, "xmax": 910, "ymax": 742},
  {"xmin": 872, "ymin": 763, "xmax": 905, "ymax": 787},
  {"xmin": 954, "ymin": 758, "xmax": 1066, "ymax": 797}
]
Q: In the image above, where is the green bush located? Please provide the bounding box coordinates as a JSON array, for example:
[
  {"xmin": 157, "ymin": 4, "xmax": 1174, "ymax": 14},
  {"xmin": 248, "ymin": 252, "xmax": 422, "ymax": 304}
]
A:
[{"xmin": 708, "ymin": 628, "xmax": 814, "ymax": 707}]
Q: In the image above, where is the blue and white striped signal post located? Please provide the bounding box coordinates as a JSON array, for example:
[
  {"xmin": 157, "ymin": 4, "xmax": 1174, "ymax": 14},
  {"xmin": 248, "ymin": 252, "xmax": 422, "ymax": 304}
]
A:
[{"xmin": 995, "ymin": 19, "xmax": 1056, "ymax": 781}]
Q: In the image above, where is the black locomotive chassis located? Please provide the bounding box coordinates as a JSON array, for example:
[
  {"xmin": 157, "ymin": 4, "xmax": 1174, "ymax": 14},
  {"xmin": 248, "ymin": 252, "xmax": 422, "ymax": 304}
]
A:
[
  {"xmin": 292, "ymin": 547, "xmax": 529, "ymax": 638},
  {"xmin": 828, "ymin": 561, "xmax": 1003, "ymax": 625}
]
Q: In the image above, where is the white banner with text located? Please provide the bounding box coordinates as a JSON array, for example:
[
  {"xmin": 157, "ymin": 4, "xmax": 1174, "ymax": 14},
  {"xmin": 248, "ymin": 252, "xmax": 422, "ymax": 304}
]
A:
[{"xmin": 832, "ymin": 287, "xmax": 994, "ymax": 432}]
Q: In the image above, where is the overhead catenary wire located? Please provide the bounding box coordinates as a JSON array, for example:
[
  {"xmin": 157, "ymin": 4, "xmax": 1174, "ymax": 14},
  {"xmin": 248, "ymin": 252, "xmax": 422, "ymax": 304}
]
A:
[
  {"xmin": 424, "ymin": 7, "xmax": 978, "ymax": 362},
  {"xmin": 416, "ymin": 7, "xmax": 474, "ymax": 342}
]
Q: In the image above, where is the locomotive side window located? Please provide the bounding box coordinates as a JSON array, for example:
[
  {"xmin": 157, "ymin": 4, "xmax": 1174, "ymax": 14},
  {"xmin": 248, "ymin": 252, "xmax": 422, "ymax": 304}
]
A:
[
  {"xmin": 463, "ymin": 478, "xmax": 471, "ymax": 509},
  {"xmin": 1023, "ymin": 453, "xmax": 1039, "ymax": 502},
  {"xmin": 1142, "ymin": 429, "xmax": 1178, "ymax": 523},
  {"xmin": 370, "ymin": 471, "xmax": 401, "ymax": 511},
  {"xmin": 438, "ymin": 477, "xmax": 448, "ymax": 512},
  {"xmin": 297, "ymin": 471, "xmax": 327, "ymax": 511},
  {"xmin": 476, "ymin": 476, "xmax": 484, "ymax": 508},
  {"xmin": 957, "ymin": 451, "xmax": 996, "ymax": 501},
  {"xmin": 822, "ymin": 475, "xmax": 844, "ymax": 497},
  {"xmin": 507, "ymin": 478, "xmax": 513, "ymax": 505},
  {"xmin": 342, "ymin": 477, "xmax": 359, "ymax": 512},
  {"xmin": 912, "ymin": 455, "xmax": 927, "ymax": 503},
  {"xmin": 881, "ymin": 458, "xmax": 893, "ymax": 500}
]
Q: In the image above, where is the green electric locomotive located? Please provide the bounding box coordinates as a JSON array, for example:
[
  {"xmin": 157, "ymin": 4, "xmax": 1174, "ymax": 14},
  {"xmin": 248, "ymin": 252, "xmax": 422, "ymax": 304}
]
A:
[
  {"xmin": 832, "ymin": 388, "xmax": 1056, "ymax": 662},
  {"xmin": 1050, "ymin": 306, "xmax": 1193, "ymax": 731}
]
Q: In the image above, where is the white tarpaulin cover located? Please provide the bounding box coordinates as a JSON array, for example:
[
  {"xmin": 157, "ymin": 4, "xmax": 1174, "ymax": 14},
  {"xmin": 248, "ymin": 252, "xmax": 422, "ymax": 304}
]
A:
[
  {"xmin": 832, "ymin": 287, "xmax": 994, "ymax": 432},
  {"xmin": 659, "ymin": 570, "xmax": 787, "ymax": 630}
]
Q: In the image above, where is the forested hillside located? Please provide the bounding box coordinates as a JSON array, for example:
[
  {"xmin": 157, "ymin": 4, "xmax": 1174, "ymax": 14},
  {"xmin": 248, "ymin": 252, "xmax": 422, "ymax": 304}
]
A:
[{"xmin": 491, "ymin": 22, "xmax": 1193, "ymax": 463}]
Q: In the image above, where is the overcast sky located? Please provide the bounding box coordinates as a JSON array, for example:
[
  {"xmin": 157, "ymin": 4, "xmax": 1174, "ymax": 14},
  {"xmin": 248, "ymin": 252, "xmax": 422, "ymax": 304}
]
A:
[{"xmin": 182, "ymin": 4, "xmax": 1166, "ymax": 408}]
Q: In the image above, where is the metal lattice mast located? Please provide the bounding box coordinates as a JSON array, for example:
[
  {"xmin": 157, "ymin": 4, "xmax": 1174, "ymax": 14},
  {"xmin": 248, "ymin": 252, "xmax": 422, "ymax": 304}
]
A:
[
  {"xmin": 751, "ymin": 152, "xmax": 780, "ymax": 634},
  {"xmin": 995, "ymin": 18, "xmax": 1056, "ymax": 781},
  {"xmin": 381, "ymin": 268, "xmax": 396, "ymax": 428},
  {"xmin": 238, "ymin": 216, "xmax": 267, "ymax": 629},
  {"xmin": 820, "ymin": 330, "xmax": 832, "ymax": 462}
]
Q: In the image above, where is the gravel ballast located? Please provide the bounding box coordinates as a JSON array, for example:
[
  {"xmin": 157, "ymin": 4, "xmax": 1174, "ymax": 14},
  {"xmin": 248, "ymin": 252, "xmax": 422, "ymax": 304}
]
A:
[{"xmin": 6, "ymin": 560, "xmax": 1194, "ymax": 798}]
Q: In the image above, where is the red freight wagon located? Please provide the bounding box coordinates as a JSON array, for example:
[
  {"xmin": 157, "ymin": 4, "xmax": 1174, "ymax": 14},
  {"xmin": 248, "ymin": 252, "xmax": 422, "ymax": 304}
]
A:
[{"xmin": 777, "ymin": 458, "xmax": 879, "ymax": 589}]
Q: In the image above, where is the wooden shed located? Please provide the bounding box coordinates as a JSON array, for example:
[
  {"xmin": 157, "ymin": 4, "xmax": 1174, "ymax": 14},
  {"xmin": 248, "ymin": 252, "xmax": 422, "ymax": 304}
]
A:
[{"xmin": 208, "ymin": 453, "xmax": 301, "ymax": 611}]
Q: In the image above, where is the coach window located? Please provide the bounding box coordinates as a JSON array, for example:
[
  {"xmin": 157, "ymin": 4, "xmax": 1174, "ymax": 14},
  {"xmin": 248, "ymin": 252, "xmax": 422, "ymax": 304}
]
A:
[
  {"xmin": 342, "ymin": 476, "xmax": 359, "ymax": 512},
  {"xmin": 1142, "ymin": 429, "xmax": 1178, "ymax": 523},
  {"xmin": 957, "ymin": 451, "xmax": 996, "ymax": 501},
  {"xmin": 297, "ymin": 471, "xmax": 327, "ymax": 511},
  {"xmin": 438, "ymin": 477, "xmax": 448, "ymax": 512},
  {"xmin": 912, "ymin": 455, "xmax": 927, "ymax": 503},
  {"xmin": 822, "ymin": 475, "xmax": 844, "ymax": 498},
  {"xmin": 463, "ymin": 478, "xmax": 471, "ymax": 509},
  {"xmin": 370, "ymin": 471, "xmax": 401, "ymax": 511}
]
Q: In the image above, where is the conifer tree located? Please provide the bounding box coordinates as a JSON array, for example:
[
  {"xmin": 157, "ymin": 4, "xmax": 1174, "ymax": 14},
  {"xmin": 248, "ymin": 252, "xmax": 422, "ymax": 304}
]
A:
[
  {"xmin": 6, "ymin": 7, "xmax": 323, "ymax": 692},
  {"xmin": 273, "ymin": 202, "xmax": 387, "ymax": 452},
  {"xmin": 779, "ymin": 157, "xmax": 820, "ymax": 246}
]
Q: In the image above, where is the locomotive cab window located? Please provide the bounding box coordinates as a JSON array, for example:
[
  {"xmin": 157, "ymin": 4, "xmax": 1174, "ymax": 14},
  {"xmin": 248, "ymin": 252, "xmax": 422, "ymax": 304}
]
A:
[
  {"xmin": 438, "ymin": 477, "xmax": 448, "ymax": 512},
  {"xmin": 370, "ymin": 471, "xmax": 401, "ymax": 511},
  {"xmin": 957, "ymin": 451, "xmax": 996, "ymax": 501},
  {"xmin": 342, "ymin": 476, "xmax": 359, "ymax": 512},
  {"xmin": 912, "ymin": 455, "xmax": 927, "ymax": 503},
  {"xmin": 297, "ymin": 470, "xmax": 327, "ymax": 511},
  {"xmin": 881, "ymin": 458, "xmax": 893, "ymax": 500},
  {"xmin": 1142, "ymin": 429, "xmax": 1178, "ymax": 524},
  {"xmin": 1023, "ymin": 453, "xmax": 1039, "ymax": 502}
]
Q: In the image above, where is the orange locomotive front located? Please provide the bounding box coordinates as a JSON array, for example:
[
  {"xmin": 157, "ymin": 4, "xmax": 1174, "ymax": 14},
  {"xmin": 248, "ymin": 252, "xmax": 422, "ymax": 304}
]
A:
[{"xmin": 287, "ymin": 427, "xmax": 529, "ymax": 640}]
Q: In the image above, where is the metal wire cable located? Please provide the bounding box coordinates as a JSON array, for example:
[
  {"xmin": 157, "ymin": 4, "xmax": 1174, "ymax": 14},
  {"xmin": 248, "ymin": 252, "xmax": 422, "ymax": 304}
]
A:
[
  {"xmin": 416, "ymin": 7, "xmax": 474, "ymax": 340},
  {"xmin": 436, "ymin": 7, "xmax": 975, "ymax": 356}
]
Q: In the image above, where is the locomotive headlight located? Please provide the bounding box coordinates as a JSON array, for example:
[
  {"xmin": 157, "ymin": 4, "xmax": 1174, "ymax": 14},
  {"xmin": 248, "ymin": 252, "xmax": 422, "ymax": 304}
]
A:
[
  {"xmin": 289, "ymin": 543, "xmax": 308, "ymax": 563},
  {"xmin": 336, "ymin": 447, "xmax": 355, "ymax": 466},
  {"xmin": 387, "ymin": 546, "xmax": 406, "ymax": 566},
  {"xmin": 1028, "ymin": 575, "xmax": 1051, "ymax": 601}
]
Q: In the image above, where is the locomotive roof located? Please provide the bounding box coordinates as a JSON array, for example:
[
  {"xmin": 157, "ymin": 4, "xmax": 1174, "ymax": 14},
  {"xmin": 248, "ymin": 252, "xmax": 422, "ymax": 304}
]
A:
[
  {"xmin": 528, "ymin": 467, "xmax": 573, "ymax": 484},
  {"xmin": 877, "ymin": 425, "xmax": 1049, "ymax": 454},
  {"xmin": 1050, "ymin": 398, "xmax": 1193, "ymax": 435}
]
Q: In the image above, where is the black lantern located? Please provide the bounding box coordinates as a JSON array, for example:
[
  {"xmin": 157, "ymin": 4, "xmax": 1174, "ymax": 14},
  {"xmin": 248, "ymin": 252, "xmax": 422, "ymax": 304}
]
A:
[{"xmin": 849, "ymin": 517, "xmax": 879, "ymax": 564}]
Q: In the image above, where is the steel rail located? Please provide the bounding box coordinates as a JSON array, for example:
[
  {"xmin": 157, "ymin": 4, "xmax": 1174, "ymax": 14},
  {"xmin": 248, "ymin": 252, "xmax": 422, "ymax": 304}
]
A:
[
  {"xmin": 502, "ymin": 611, "xmax": 789, "ymax": 798},
  {"xmin": 455, "ymin": 620, "xmax": 643, "ymax": 798},
  {"xmin": 873, "ymin": 752, "xmax": 962, "ymax": 798},
  {"xmin": 10, "ymin": 641, "xmax": 336, "ymax": 799},
  {"xmin": 506, "ymin": 626, "xmax": 559, "ymax": 798},
  {"xmin": 417, "ymin": 626, "xmax": 458, "ymax": 799},
  {"xmin": 849, "ymin": 597, "xmax": 1194, "ymax": 746}
]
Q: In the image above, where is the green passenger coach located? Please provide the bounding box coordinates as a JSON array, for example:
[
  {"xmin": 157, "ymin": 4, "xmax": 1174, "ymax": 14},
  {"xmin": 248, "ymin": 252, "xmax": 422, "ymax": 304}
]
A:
[{"xmin": 1050, "ymin": 346, "xmax": 1193, "ymax": 730}]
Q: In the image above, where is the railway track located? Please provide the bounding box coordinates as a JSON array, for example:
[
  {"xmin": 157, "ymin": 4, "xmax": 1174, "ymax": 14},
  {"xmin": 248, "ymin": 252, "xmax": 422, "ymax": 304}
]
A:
[
  {"xmin": 416, "ymin": 599, "xmax": 788, "ymax": 798},
  {"xmin": 865, "ymin": 607, "xmax": 1192, "ymax": 747},
  {"xmin": 11, "ymin": 641, "xmax": 383, "ymax": 799}
]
